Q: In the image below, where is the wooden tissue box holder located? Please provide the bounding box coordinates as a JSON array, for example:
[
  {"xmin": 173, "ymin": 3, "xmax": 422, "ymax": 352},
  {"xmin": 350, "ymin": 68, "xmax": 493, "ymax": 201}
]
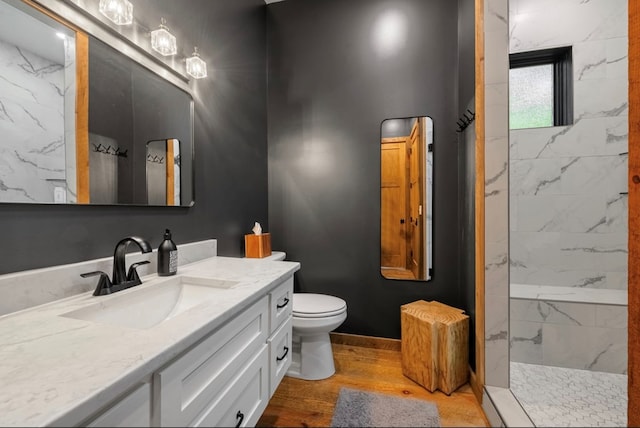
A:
[{"xmin": 245, "ymin": 233, "xmax": 272, "ymax": 258}]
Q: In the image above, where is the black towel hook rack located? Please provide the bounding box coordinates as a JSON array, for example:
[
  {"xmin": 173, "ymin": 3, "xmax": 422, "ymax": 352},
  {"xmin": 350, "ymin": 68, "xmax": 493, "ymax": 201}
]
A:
[{"xmin": 456, "ymin": 109, "xmax": 476, "ymax": 133}]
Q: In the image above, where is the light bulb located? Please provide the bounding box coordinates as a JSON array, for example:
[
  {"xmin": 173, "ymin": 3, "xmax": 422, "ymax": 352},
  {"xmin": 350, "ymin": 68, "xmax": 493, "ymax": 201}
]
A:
[
  {"xmin": 151, "ymin": 18, "xmax": 177, "ymax": 56},
  {"xmin": 186, "ymin": 47, "xmax": 207, "ymax": 79},
  {"xmin": 98, "ymin": 0, "xmax": 133, "ymax": 26}
]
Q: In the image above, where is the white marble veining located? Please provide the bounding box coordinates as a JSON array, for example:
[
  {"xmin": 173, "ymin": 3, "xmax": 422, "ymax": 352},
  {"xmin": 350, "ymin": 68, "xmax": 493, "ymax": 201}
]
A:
[
  {"xmin": 0, "ymin": 38, "xmax": 67, "ymax": 203},
  {"xmin": 483, "ymin": 0, "xmax": 510, "ymax": 389},
  {"xmin": 509, "ymin": 0, "xmax": 628, "ymax": 294},
  {"xmin": 484, "ymin": 1, "xmax": 630, "ymax": 420},
  {"xmin": 510, "ymin": 118, "xmax": 628, "ymax": 161},
  {"xmin": 509, "ymin": 0, "xmax": 627, "ymax": 53},
  {"xmin": 0, "ymin": 253, "xmax": 300, "ymax": 427},
  {"xmin": 63, "ymin": 36, "xmax": 77, "ymax": 203},
  {"xmin": 510, "ymin": 288, "xmax": 627, "ymax": 373}
]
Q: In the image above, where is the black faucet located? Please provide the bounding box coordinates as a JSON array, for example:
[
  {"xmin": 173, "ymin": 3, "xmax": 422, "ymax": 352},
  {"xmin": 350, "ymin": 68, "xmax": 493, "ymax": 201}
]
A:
[
  {"xmin": 111, "ymin": 236, "xmax": 152, "ymax": 285},
  {"xmin": 81, "ymin": 236, "xmax": 152, "ymax": 296}
]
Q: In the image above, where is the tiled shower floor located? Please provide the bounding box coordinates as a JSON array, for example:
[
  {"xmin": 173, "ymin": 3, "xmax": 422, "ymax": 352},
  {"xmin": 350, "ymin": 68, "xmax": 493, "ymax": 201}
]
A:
[{"xmin": 510, "ymin": 362, "xmax": 627, "ymax": 427}]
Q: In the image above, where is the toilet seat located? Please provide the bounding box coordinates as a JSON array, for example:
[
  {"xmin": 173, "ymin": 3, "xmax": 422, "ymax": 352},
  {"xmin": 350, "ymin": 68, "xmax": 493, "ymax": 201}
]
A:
[{"xmin": 293, "ymin": 293, "xmax": 346, "ymax": 318}]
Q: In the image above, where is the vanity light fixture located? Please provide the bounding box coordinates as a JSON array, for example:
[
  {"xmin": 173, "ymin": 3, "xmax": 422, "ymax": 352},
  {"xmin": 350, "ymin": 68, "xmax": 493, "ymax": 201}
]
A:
[
  {"xmin": 185, "ymin": 47, "xmax": 207, "ymax": 79},
  {"xmin": 98, "ymin": 0, "xmax": 133, "ymax": 26},
  {"xmin": 151, "ymin": 18, "xmax": 177, "ymax": 56}
]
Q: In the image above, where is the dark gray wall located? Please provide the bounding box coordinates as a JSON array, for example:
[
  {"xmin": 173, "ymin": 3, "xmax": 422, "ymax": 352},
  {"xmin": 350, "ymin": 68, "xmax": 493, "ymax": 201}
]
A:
[
  {"xmin": 457, "ymin": 0, "xmax": 476, "ymax": 369},
  {"xmin": 0, "ymin": 0, "xmax": 268, "ymax": 274},
  {"xmin": 457, "ymin": 0, "xmax": 476, "ymax": 118},
  {"xmin": 380, "ymin": 118, "xmax": 415, "ymax": 139},
  {"xmin": 267, "ymin": 0, "xmax": 467, "ymax": 339},
  {"xmin": 2, "ymin": 0, "xmax": 478, "ymax": 349}
]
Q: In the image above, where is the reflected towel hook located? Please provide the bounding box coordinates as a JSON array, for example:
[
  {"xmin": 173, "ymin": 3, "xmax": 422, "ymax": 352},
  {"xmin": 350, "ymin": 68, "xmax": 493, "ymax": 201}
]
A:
[
  {"xmin": 92, "ymin": 143, "xmax": 127, "ymax": 158},
  {"xmin": 146, "ymin": 154, "xmax": 165, "ymax": 164}
]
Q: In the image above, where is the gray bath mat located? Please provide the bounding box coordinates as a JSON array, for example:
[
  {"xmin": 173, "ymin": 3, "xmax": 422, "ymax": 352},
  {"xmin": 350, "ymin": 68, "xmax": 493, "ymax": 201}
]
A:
[{"xmin": 330, "ymin": 387, "xmax": 441, "ymax": 427}]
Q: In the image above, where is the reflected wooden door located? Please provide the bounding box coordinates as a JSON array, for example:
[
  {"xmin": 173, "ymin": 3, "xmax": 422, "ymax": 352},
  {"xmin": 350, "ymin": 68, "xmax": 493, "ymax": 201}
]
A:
[
  {"xmin": 166, "ymin": 139, "xmax": 176, "ymax": 206},
  {"xmin": 408, "ymin": 119, "xmax": 425, "ymax": 279},
  {"xmin": 381, "ymin": 139, "xmax": 408, "ymax": 268}
]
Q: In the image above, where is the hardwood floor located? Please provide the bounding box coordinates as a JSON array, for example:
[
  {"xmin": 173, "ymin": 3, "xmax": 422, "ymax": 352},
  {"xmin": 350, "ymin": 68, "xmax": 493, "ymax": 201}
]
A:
[{"xmin": 258, "ymin": 333, "xmax": 489, "ymax": 427}]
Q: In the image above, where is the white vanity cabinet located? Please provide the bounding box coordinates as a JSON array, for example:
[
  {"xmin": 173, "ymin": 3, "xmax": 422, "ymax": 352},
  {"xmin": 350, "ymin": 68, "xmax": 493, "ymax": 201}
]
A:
[
  {"xmin": 0, "ymin": 250, "xmax": 301, "ymax": 428},
  {"xmin": 85, "ymin": 382, "xmax": 153, "ymax": 427},
  {"xmin": 267, "ymin": 276, "xmax": 293, "ymax": 395},
  {"xmin": 155, "ymin": 296, "xmax": 269, "ymax": 427},
  {"xmin": 152, "ymin": 274, "xmax": 294, "ymax": 427}
]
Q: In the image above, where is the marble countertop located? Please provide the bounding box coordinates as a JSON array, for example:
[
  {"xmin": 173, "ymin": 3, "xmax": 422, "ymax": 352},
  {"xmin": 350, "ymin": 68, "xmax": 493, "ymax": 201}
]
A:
[{"xmin": 0, "ymin": 256, "xmax": 300, "ymax": 427}]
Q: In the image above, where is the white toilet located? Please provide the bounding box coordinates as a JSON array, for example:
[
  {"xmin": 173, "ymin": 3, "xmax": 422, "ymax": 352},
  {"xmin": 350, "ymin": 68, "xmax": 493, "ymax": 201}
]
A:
[
  {"xmin": 257, "ymin": 251, "xmax": 347, "ymax": 380},
  {"xmin": 287, "ymin": 292, "xmax": 347, "ymax": 380}
]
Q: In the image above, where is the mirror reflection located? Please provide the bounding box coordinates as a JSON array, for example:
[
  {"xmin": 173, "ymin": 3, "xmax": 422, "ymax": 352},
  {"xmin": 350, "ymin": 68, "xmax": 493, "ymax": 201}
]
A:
[
  {"xmin": 146, "ymin": 139, "xmax": 181, "ymax": 206},
  {"xmin": 0, "ymin": 0, "xmax": 194, "ymax": 206},
  {"xmin": 380, "ymin": 116, "xmax": 433, "ymax": 281},
  {"xmin": 87, "ymin": 35, "xmax": 193, "ymax": 206},
  {"xmin": 0, "ymin": 0, "xmax": 75, "ymax": 203}
]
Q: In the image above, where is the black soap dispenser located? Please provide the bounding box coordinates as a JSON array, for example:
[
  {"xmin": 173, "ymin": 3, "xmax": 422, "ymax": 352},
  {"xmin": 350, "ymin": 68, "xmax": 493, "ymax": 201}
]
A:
[{"xmin": 158, "ymin": 229, "xmax": 178, "ymax": 276}]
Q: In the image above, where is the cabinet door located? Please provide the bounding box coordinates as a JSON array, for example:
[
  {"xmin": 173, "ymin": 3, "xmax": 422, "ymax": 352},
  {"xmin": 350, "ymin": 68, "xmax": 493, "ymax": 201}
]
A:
[
  {"xmin": 85, "ymin": 382, "xmax": 151, "ymax": 427},
  {"xmin": 268, "ymin": 316, "xmax": 292, "ymax": 397},
  {"xmin": 155, "ymin": 296, "xmax": 268, "ymax": 427},
  {"xmin": 270, "ymin": 276, "xmax": 293, "ymax": 333},
  {"xmin": 193, "ymin": 345, "xmax": 269, "ymax": 427}
]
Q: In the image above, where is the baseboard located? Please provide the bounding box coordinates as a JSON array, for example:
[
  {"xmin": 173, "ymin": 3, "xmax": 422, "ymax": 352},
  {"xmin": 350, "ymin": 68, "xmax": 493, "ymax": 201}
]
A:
[{"xmin": 329, "ymin": 332, "xmax": 401, "ymax": 351}]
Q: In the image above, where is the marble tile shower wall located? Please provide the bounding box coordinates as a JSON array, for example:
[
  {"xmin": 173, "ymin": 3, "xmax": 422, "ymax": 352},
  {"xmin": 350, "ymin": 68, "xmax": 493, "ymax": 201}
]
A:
[
  {"xmin": 510, "ymin": 299, "xmax": 627, "ymax": 373},
  {"xmin": 484, "ymin": 0, "xmax": 510, "ymax": 388},
  {"xmin": 0, "ymin": 39, "xmax": 67, "ymax": 203},
  {"xmin": 509, "ymin": 0, "xmax": 628, "ymax": 290},
  {"xmin": 507, "ymin": 0, "xmax": 628, "ymax": 374}
]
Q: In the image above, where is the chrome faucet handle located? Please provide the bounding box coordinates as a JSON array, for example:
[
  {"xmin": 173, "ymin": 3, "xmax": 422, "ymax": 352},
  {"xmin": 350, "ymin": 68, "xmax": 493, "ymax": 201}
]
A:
[
  {"xmin": 81, "ymin": 271, "xmax": 113, "ymax": 296},
  {"xmin": 126, "ymin": 261, "xmax": 151, "ymax": 283}
]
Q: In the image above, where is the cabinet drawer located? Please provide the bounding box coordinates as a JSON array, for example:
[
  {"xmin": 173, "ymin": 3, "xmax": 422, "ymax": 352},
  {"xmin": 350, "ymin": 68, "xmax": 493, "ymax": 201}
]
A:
[
  {"xmin": 270, "ymin": 276, "xmax": 293, "ymax": 333},
  {"xmin": 155, "ymin": 296, "xmax": 268, "ymax": 427},
  {"xmin": 268, "ymin": 316, "xmax": 292, "ymax": 397},
  {"xmin": 85, "ymin": 382, "xmax": 151, "ymax": 427},
  {"xmin": 193, "ymin": 345, "xmax": 269, "ymax": 427}
]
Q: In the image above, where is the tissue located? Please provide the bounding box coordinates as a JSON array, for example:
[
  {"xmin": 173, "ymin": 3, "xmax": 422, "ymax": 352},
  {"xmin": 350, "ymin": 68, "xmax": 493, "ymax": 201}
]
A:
[
  {"xmin": 245, "ymin": 222, "xmax": 271, "ymax": 258},
  {"xmin": 252, "ymin": 222, "xmax": 262, "ymax": 235}
]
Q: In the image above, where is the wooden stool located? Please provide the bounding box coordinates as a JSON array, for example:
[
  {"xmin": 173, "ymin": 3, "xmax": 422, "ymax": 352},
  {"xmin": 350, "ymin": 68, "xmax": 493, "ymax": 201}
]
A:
[{"xmin": 400, "ymin": 300, "xmax": 469, "ymax": 395}]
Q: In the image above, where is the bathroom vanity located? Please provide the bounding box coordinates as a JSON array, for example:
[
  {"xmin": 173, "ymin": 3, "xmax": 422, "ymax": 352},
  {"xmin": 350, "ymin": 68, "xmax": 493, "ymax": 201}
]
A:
[{"xmin": 0, "ymin": 243, "xmax": 298, "ymax": 427}]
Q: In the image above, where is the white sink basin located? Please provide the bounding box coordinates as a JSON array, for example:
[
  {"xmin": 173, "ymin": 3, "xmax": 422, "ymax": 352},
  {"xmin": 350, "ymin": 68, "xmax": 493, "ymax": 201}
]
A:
[{"xmin": 61, "ymin": 275, "xmax": 240, "ymax": 329}]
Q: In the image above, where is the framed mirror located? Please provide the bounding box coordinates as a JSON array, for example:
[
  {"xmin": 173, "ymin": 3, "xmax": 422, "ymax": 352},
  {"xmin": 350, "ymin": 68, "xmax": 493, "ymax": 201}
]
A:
[
  {"xmin": 0, "ymin": 0, "xmax": 194, "ymax": 206},
  {"xmin": 380, "ymin": 116, "xmax": 433, "ymax": 281}
]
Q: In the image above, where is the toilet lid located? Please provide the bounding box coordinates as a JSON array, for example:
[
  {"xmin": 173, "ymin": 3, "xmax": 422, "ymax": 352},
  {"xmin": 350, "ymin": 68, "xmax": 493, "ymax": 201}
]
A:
[{"xmin": 293, "ymin": 293, "xmax": 346, "ymax": 318}]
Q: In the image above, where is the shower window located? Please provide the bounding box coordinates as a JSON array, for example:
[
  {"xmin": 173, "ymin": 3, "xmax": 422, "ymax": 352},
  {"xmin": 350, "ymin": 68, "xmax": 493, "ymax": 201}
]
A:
[{"xmin": 509, "ymin": 46, "xmax": 573, "ymax": 130}]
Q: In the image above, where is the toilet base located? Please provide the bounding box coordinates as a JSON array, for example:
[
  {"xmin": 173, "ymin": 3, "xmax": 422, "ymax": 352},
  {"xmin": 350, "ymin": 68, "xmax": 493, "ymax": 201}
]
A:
[{"xmin": 286, "ymin": 332, "xmax": 336, "ymax": 380}]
